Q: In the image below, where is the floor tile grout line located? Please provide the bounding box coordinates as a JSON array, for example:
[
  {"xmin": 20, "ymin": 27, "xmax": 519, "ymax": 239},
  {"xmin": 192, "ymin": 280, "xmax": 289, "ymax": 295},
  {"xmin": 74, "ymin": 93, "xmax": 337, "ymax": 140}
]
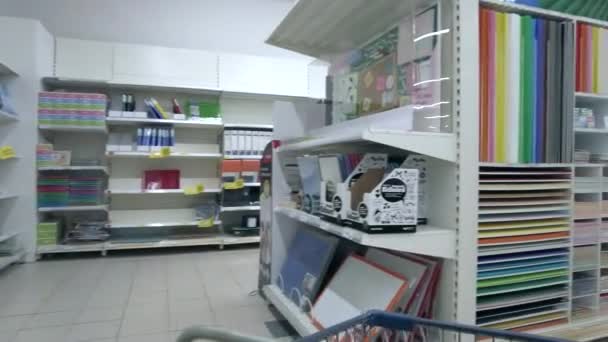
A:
[{"xmin": 116, "ymin": 258, "xmax": 137, "ymax": 339}]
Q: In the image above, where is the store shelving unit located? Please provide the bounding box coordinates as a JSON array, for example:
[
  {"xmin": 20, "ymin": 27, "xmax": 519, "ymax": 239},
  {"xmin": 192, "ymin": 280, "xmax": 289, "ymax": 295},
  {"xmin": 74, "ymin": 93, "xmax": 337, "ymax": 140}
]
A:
[
  {"xmin": 0, "ymin": 61, "xmax": 24, "ymax": 272},
  {"xmin": 0, "ymin": 62, "xmax": 25, "ymax": 272},
  {"xmin": 35, "ymin": 76, "xmax": 284, "ymax": 257}
]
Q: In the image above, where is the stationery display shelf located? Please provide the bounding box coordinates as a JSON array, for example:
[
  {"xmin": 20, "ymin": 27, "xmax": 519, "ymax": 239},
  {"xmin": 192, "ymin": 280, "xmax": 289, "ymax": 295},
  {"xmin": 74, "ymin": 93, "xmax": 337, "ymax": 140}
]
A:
[
  {"xmin": 106, "ymin": 117, "xmax": 223, "ymax": 129},
  {"xmin": 0, "ymin": 61, "xmax": 18, "ymax": 76},
  {"xmin": 0, "ymin": 232, "xmax": 18, "ymax": 244},
  {"xmin": 38, "ymin": 124, "xmax": 108, "ymax": 133},
  {"xmin": 262, "ymin": 284, "xmax": 318, "ymax": 336},
  {"xmin": 278, "ymin": 129, "xmax": 456, "ymax": 163},
  {"xmin": 38, "ymin": 205, "xmax": 109, "ymax": 213},
  {"xmin": 576, "ymin": 92, "xmax": 608, "ymax": 101},
  {"xmin": 0, "ymin": 110, "xmax": 18, "ymax": 124},
  {"xmin": 220, "ymin": 205, "xmax": 261, "ymax": 212},
  {"xmin": 275, "ymin": 207, "xmax": 456, "ymax": 259},
  {"xmin": 575, "ymin": 128, "xmax": 608, "ymax": 134},
  {"xmin": 224, "ymin": 123, "xmax": 274, "ymax": 130},
  {"xmin": 0, "ymin": 193, "xmax": 17, "ymax": 201},
  {"xmin": 106, "ymin": 151, "xmax": 223, "ymax": 159},
  {"xmin": 38, "ymin": 166, "xmax": 108, "ymax": 173},
  {"xmin": 0, "ymin": 250, "xmax": 24, "ymax": 272},
  {"xmin": 109, "ymin": 220, "xmax": 222, "ymax": 229},
  {"xmin": 108, "ymin": 188, "xmax": 222, "ymax": 195}
]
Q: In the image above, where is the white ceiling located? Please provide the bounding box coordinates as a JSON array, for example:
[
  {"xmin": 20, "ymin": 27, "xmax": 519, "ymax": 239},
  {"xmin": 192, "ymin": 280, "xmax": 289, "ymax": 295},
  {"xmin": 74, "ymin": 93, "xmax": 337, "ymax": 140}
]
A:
[{"xmin": 0, "ymin": 0, "xmax": 308, "ymax": 59}]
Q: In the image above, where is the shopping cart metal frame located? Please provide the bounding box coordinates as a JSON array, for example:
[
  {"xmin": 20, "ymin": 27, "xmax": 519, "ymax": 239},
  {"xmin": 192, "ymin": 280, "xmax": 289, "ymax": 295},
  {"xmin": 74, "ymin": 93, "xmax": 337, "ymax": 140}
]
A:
[{"xmin": 177, "ymin": 310, "xmax": 572, "ymax": 342}]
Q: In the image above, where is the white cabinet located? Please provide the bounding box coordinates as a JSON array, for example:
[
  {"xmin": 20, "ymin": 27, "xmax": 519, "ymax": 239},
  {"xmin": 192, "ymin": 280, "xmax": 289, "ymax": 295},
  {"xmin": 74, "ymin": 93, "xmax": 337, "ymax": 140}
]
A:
[
  {"xmin": 112, "ymin": 44, "xmax": 218, "ymax": 90},
  {"xmin": 219, "ymin": 53, "xmax": 309, "ymax": 97},
  {"xmin": 55, "ymin": 38, "xmax": 113, "ymax": 81}
]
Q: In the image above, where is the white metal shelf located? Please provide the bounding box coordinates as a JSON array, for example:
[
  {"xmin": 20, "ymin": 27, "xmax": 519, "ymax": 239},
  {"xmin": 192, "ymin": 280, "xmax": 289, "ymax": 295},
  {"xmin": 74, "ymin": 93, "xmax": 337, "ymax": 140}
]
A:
[
  {"xmin": 575, "ymin": 128, "xmax": 608, "ymax": 134},
  {"xmin": 109, "ymin": 220, "xmax": 222, "ymax": 229},
  {"xmin": 106, "ymin": 117, "xmax": 223, "ymax": 129},
  {"xmin": 221, "ymin": 205, "xmax": 261, "ymax": 212},
  {"xmin": 262, "ymin": 284, "xmax": 318, "ymax": 336},
  {"xmin": 0, "ymin": 250, "xmax": 24, "ymax": 272},
  {"xmin": 224, "ymin": 155, "xmax": 263, "ymax": 160},
  {"xmin": 275, "ymin": 207, "xmax": 456, "ymax": 259},
  {"xmin": 243, "ymin": 183, "xmax": 261, "ymax": 187},
  {"xmin": 0, "ymin": 193, "xmax": 17, "ymax": 201},
  {"xmin": 480, "ymin": 0, "xmax": 608, "ymax": 26},
  {"xmin": 106, "ymin": 151, "xmax": 223, "ymax": 159},
  {"xmin": 277, "ymin": 107, "xmax": 456, "ymax": 163},
  {"xmin": 0, "ymin": 232, "xmax": 18, "ymax": 243},
  {"xmin": 38, "ymin": 166, "xmax": 108, "ymax": 173},
  {"xmin": 266, "ymin": 0, "xmax": 413, "ymax": 58},
  {"xmin": 224, "ymin": 123, "xmax": 274, "ymax": 130},
  {"xmin": 0, "ymin": 110, "xmax": 18, "ymax": 124},
  {"xmin": 108, "ymin": 188, "xmax": 221, "ymax": 195},
  {"xmin": 576, "ymin": 92, "xmax": 608, "ymax": 101},
  {"xmin": 43, "ymin": 77, "xmax": 223, "ymax": 96},
  {"xmin": 38, "ymin": 205, "xmax": 109, "ymax": 213},
  {"xmin": 223, "ymin": 235, "xmax": 261, "ymax": 245},
  {"xmin": 39, "ymin": 124, "xmax": 108, "ymax": 134},
  {"xmin": 37, "ymin": 243, "xmax": 106, "ymax": 254},
  {"xmin": 37, "ymin": 234, "xmax": 259, "ymax": 255}
]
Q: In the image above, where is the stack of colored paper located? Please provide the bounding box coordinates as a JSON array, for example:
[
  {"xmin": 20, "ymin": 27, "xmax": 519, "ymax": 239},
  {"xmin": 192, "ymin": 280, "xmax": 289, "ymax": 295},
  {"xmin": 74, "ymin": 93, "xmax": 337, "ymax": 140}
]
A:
[
  {"xmin": 476, "ymin": 166, "xmax": 572, "ymax": 332},
  {"xmin": 38, "ymin": 174, "xmax": 70, "ymax": 207},
  {"xmin": 68, "ymin": 176, "xmax": 104, "ymax": 205},
  {"xmin": 576, "ymin": 23, "xmax": 608, "ymax": 94},
  {"xmin": 479, "ymin": 9, "xmax": 574, "ymax": 163},
  {"xmin": 38, "ymin": 92, "xmax": 107, "ymax": 127}
]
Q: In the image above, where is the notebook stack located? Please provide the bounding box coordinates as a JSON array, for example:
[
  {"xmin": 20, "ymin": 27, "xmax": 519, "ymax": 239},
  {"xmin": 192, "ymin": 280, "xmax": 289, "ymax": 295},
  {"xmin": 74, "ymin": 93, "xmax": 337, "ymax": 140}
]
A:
[
  {"xmin": 38, "ymin": 174, "xmax": 70, "ymax": 207},
  {"xmin": 38, "ymin": 92, "xmax": 107, "ymax": 127},
  {"xmin": 479, "ymin": 8, "xmax": 574, "ymax": 163},
  {"xmin": 476, "ymin": 166, "xmax": 572, "ymax": 332},
  {"xmin": 68, "ymin": 176, "xmax": 104, "ymax": 205}
]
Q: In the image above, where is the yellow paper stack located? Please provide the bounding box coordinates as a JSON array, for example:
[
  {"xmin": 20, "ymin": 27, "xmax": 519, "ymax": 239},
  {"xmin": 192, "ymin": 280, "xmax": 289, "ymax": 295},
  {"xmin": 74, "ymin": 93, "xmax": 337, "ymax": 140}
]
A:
[{"xmin": 0, "ymin": 145, "xmax": 16, "ymax": 160}]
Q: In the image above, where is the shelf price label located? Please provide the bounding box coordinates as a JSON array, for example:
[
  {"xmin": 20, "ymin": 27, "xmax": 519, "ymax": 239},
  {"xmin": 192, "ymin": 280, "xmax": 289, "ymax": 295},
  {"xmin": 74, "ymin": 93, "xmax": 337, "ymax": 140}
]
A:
[
  {"xmin": 197, "ymin": 218, "xmax": 215, "ymax": 228},
  {"xmin": 223, "ymin": 178, "xmax": 245, "ymax": 190},
  {"xmin": 184, "ymin": 184, "xmax": 205, "ymax": 195},
  {"xmin": 149, "ymin": 147, "xmax": 171, "ymax": 159}
]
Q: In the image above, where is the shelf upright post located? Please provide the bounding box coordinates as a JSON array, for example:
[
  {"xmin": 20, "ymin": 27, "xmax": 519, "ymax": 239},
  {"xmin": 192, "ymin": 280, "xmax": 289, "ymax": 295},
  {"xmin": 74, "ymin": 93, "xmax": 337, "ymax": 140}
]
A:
[{"xmin": 455, "ymin": 0, "xmax": 480, "ymax": 334}]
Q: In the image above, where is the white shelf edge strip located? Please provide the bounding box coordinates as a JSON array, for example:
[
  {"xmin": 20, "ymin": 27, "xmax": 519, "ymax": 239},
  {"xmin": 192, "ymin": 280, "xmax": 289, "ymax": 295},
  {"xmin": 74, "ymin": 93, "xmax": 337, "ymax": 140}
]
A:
[
  {"xmin": 106, "ymin": 117, "xmax": 223, "ymax": 128},
  {"xmin": 36, "ymin": 235, "xmax": 259, "ymax": 253},
  {"xmin": 109, "ymin": 189, "xmax": 221, "ymax": 195},
  {"xmin": 109, "ymin": 220, "xmax": 222, "ymax": 228},
  {"xmin": 38, "ymin": 205, "xmax": 108, "ymax": 212},
  {"xmin": 275, "ymin": 207, "xmax": 456, "ymax": 259},
  {"xmin": 221, "ymin": 206, "xmax": 261, "ymax": 212}
]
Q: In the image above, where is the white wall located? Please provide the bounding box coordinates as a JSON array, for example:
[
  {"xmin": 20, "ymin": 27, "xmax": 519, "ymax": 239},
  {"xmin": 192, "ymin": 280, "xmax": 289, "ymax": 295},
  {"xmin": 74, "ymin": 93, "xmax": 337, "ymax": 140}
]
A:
[{"xmin": 0, "ymin": 0, "xmax": 307, "ymax": 60}]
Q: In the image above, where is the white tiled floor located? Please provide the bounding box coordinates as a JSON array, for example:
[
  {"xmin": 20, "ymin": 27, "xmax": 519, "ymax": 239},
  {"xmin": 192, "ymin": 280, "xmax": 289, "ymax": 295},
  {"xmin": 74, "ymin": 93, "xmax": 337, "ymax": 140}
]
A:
[{"xmin": 0, "ymin": 247, "xmax": 287, "ymax": 342}]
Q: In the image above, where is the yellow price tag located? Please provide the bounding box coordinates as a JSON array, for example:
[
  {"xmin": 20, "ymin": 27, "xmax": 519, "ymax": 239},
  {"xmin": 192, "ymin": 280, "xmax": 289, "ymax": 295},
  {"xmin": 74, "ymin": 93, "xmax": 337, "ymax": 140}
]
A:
[
  {"xmin": 184, "ymin": 184, "xmax": 205, "ymax": 195},
  {"xmin": 223, "ymin": 178, "xmax": 245, "ymax": 190},
  {"xmin": 197, "ymin": 218, "xmax": 215, "ymax": 228},
  {"xmin": 148, "ymin": 147, "xmax": 171, "ymax": 159}
]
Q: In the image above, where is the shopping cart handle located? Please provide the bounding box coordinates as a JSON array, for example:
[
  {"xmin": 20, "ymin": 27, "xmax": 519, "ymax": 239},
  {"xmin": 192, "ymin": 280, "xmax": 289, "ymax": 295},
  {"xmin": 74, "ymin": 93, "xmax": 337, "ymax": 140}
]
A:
[{"xmin": 176, "ymin": 326, "xmax": 275, "ymax": 342}]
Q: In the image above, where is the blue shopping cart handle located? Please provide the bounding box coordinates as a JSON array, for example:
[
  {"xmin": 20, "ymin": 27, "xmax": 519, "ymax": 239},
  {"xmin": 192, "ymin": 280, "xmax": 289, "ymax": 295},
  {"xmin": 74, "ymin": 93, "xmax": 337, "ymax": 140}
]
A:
[{"xmin": 300, "ymin": 310, "xmax": 572, "ymax": 342}]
